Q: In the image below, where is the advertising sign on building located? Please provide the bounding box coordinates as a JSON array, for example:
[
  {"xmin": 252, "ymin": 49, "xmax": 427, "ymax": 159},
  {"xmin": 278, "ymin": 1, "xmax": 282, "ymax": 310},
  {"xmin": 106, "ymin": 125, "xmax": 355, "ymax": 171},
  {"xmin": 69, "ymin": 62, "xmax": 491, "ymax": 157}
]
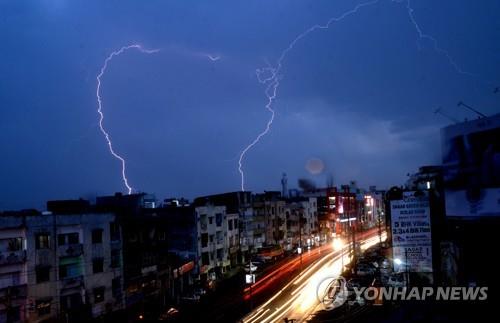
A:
[
  {"xmin": 441, "ymin": 114, "xmax": 500, "ymax": 217},
  {"xmin": 390, "ymin": 191, "xmax": 433, "ymax": 272}
]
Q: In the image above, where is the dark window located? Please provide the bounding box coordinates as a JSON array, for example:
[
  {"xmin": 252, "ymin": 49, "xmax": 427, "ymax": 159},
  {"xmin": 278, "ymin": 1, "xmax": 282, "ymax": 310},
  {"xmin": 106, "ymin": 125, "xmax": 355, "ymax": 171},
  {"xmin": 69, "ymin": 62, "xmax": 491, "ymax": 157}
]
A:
[
  {"xmin": 93, "ymin": 287, "xmax": 105, "ymax": 303},
  {"xmin": 228, "ymin": 219, "xmax": 233, "ymax": 231},
  {"xmin": 58, "ymin": 233, "xmax": 79, "ymax": 246},
  {"xmin": 36, "ymin": 300, "xmax": 51, "ymax": 316},
  {"xmin": 7, "ymin": 238, "xmax": 22, "ymax": 251},
  {"xmin": 35, "ymin": 234, "xmax": 50, "ymax": 249},
  {"xmin": 234, "ymin": 219, "xmax": 238, "ymax": 229},
  {"xmin": 57, "ymin": 234, "xmax": 65, "ymax": 246},
  {"xmin": 68, "ymin": 233, "xmax": 79, "ymax": 244},
  {"xmin": 59, "ymin": 265, "xmax": 68, "ymax": 279},
  {"xmin": 60, "ymin": 293, "xmax": 82, "ymax": 311},
  {"xmin": 92, "ymin": 229, "xmax": 103, "ymax": 244},
  {"xmin": 201, "ymin": 252, "xmax": 210, "ymax": 266},
  {"xmin": 92, "ymin": 258, "xmax": 104, "ymax": 273},
  {"xmin": 110, "ymin": 222, "xmax": 120, "ymax": 241},
  {"xmin": 209, "ymin": 217, "xmax": 213, "ymax": 225},
  {"xmin": 209, "ymin": 235, "xmax": 214, "ymax": 243},
  {"xmin": 112, "ymin": 277, "xmax": 122, "ymax": 298},
  {"xmin": 215, "ymin": 213, "xmax": 222, "ymax": 227},
  {"xmin": 111, "ymin": 249, "xmax": 120, "ymax": 268},
  {"xmin": 201, "ymin": 233, "xmax": 208, "ymax": 248},
  {"xmin": 36, "ymin": 266, "xmax": 50, "ymax": 283}
]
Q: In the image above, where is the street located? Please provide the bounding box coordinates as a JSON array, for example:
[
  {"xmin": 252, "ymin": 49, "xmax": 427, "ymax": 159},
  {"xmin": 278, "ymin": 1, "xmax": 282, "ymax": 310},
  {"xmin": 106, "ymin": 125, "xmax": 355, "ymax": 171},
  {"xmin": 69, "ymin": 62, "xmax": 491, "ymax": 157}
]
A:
[{"xmin": 242, "ymin": 229, "xmax": 385, "ymax": 323}]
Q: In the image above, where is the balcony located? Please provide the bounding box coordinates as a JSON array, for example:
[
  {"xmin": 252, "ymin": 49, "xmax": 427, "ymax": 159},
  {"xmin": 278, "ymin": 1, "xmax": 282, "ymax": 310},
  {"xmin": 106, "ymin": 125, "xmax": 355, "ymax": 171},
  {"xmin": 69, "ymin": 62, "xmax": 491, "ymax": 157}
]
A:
[
  {"xmin": 0, "ymin": 284, "xmax": 27, "ymax": 299},
  {"xmin": 0, "ymin": 250, "xmax": 27, "ymax": 266},
  {"xmin": 62, "ymin": 275, "xmax": 84, "ymax": 289},
  {"xmin": 58, "ymin": 244, "xmax": 84, "ymax": 257}
]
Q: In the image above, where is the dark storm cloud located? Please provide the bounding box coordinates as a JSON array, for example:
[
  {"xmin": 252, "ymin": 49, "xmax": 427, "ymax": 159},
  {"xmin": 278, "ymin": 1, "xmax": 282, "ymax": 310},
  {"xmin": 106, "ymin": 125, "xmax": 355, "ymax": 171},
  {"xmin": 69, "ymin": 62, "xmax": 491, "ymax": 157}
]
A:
[{"xmin": 1, "ymin": 0, "xmax": 499, "ymax": 210}]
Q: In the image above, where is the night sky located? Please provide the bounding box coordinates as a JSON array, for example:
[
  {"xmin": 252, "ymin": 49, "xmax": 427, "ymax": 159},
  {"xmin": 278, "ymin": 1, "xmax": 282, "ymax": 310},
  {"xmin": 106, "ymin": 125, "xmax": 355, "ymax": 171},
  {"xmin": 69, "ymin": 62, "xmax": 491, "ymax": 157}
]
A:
[{"xmin": 1, "ymin": 0, "xmax": 499, "ymax": 210}]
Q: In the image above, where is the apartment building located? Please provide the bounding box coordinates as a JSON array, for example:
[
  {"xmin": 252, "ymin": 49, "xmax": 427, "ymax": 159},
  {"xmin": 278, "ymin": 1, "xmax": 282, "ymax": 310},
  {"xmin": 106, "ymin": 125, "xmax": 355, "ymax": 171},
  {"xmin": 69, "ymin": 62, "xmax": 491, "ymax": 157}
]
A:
[
  {"xmin": 195, "ymin": 204, "xmax": 229, "ymax": 285},
  {"xmin": 0, "ymin": 201, "xmax": 124, "ymax": 323}
]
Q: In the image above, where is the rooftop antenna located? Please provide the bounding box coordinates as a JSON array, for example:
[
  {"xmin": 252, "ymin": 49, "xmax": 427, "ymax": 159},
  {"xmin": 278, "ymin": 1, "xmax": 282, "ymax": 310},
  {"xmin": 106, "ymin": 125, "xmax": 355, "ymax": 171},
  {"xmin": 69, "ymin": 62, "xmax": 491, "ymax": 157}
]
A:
[
  {"xmin": 457, "ymin": 101, "xmax": 487, "ymax": 118},
  {"xmin": 434, "ymin": 107, "xmax": 458, "ymax": 123}
]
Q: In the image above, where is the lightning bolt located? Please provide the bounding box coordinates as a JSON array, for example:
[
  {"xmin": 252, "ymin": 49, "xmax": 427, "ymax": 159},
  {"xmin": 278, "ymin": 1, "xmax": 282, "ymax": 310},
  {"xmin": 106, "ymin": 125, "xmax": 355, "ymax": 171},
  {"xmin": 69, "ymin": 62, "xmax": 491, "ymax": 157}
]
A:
[
  {"xmin": 401, "ymin": 0, "xmax": 475, "ymax": 78},
  {"xmin": 96, "ymin": 44, "xmax": 159, "ymax": 194},
  {"xmin": 237, "ymin": 0, "xmax": 380, "ymax": 191}
]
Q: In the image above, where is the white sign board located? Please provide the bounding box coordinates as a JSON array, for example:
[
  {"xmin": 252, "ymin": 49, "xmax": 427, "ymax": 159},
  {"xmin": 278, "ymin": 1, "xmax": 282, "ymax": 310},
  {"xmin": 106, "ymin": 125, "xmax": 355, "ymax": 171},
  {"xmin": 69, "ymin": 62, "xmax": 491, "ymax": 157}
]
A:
[
  {"xmin": 245, "ymin": 274, "xmax": 255, "ymax": 284},
  {"xmin": 390, "ymin": 192, "xmax": 433, "ymax": 272}
]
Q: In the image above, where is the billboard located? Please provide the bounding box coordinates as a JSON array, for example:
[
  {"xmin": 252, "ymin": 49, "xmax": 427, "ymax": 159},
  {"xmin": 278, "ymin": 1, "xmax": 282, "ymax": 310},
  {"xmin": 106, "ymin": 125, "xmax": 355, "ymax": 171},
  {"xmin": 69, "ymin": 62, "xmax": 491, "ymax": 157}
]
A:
[
  {"xmin": 390, "ymin": 191, "xmax": 433, "ymax": 272},
  {"xmin": 441, "ymin": 114, "xmax": 500, "ymax": 217}
]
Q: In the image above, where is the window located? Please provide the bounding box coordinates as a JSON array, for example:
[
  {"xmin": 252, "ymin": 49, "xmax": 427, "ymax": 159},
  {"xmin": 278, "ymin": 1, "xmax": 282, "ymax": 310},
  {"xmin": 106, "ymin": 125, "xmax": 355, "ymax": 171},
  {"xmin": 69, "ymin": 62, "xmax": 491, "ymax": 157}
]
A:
[
  {"xmin": 92, "ymin": 258, "xmax": 104, "ymax": 273},
  {"xmin": 228, "ymin": 219, "xmax": 233, "ymax": 231},
  {"xmin": 60, "ymin": 293, "xmax": 82, "ymax": 311},
  {"xmin": 209, "ymin": 235, "xmax": 214, "ymax": 243},
  {"xmin": 201, "ymin": 233, "xmax": 208, "ymax": 248},
  {"xmin": 234, "ymin": 219, "xmax": 238, "ymax": 229},
  {"xmin": 217, "ymin": 248, "xmax": 223, "ymax": 261},
  {"xmin": 59, "ymin": 265, "xmax": 68, "ymax": 278},
  {"xmin": 208, "ymin": 217, "xmax": 213, "ymax": 225},
  {"xmin": 111, "ymin": 249, "xmax": 120, "ymax": 268},
  {"xmin": 36, "ymin": 266, "xmax": 51, "ymax": 283},
  {"xmin": 112, "ymin": 277, "xmax": 122, "ymax": 298},
  {"xmin": 216, "ymin": 232, "xmax": 223, "ymax": 244},
  {"xmin": 92, "ymin": 229, "xmax": 103, "ymax": 244},
  {"xmin": 7, "ymin": 238, "xmax": 22, "ymax": 251},
  {"xmin": 110, "ymin": 222, "xmax": 120, "ymax": 241},
  {"xmin": 93, "ymin": 287, "xmax": 105, "ymax": 303},
  {"xmin": 35, "ymin": 234, "xmax": 50, "ymax": 249},
  {"xmin": 59, "ymin": 261, "xmax": 82, "ymax": 279},
  {"xmin": 68, "ymin": 233, "xmax": 79, "ymax": 244},
  {"xmin": 36, "ymin": 300, "xmax": 51, "ymax": 316},
  {"xmin": 201, "ymin": 252, "xmax": 209, "ymax": 266},
  {"xmin": 58, "ymin": 233, "xmax": 79, "ymax": 246},
  {"xmin": 215, "ymin": 213, "xmax": 222, "ymax": 227}
]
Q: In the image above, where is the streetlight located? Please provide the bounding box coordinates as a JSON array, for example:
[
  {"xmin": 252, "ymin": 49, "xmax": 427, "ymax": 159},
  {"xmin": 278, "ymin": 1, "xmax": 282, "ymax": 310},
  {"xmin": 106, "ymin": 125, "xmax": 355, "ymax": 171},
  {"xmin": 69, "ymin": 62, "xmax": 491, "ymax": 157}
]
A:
[
  {"xmin": 378, "ymin": 210, "xmax": 384, "ymax": 244},
  {"xmin": 298, "ymin": 209, "xmax": 304, "ymax": 275}
]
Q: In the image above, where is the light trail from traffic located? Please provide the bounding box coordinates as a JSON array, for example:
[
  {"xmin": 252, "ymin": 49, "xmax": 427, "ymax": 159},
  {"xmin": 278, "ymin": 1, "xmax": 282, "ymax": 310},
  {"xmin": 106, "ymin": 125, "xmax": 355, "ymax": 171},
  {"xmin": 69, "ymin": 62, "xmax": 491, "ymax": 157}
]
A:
[{"xmin": 243, "ymin": 231, "xmax": 386, "ymax": 323}]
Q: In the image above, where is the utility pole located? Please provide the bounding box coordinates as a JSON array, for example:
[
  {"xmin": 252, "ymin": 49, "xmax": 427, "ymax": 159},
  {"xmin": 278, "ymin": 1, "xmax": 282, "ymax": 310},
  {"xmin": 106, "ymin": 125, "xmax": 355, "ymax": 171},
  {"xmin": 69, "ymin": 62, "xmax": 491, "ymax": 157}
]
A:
[
  {"xmin": 351, "ymin": 219, "xmax": 356, "ymax": 273},
  {"xmin": 378, "ymin": 209, "xmax": 382, "ymax": 245},
  {"xmin": 405, "ymin": 248, "xmax": 410, "ymax": 288},
  {"xmin": 248, "ymin": 237, "xmax": 255, "ymax": 311},
  {"xmin": 299, "ymin": 210, "xmax": 303, "ymax": 275}
]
